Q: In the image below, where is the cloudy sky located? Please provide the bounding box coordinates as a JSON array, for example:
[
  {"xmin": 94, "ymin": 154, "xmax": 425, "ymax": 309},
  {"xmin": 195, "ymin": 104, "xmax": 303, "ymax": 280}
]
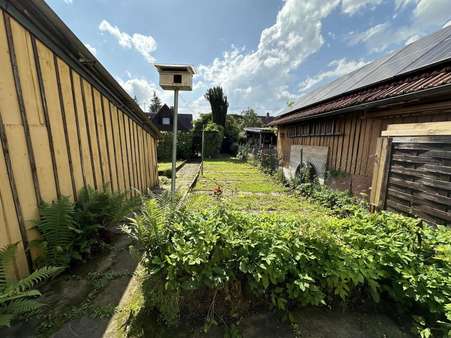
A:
[{"xmin": 48, "ymin": 0, "xmax": 451, "ymax": 117}]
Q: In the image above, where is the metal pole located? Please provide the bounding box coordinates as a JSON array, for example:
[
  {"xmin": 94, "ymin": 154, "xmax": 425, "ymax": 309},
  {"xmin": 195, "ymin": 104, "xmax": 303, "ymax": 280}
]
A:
[
  {"xmin": 201, "ymin": 126, "xmax": 205, "ymax": 175},
  {"xmin": 171, "ymin": 89, "xmax": 179, "ymax": 195}
]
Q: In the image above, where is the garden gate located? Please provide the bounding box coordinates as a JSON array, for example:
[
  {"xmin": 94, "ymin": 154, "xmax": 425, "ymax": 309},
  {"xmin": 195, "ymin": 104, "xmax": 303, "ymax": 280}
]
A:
[{"xmin": 370, "ymin": 121, "xmax": 451, "ymax": 226}]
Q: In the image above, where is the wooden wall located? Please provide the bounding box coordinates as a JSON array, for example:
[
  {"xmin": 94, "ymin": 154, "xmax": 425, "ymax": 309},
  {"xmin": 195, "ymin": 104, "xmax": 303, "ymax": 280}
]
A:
[
  {"xmin": 0, "ymin": 11, "xmax": 158, "ymax": 277},
  {"xmin": 278, "ymin": 101, "xmax": 451, "ymax": 196}
]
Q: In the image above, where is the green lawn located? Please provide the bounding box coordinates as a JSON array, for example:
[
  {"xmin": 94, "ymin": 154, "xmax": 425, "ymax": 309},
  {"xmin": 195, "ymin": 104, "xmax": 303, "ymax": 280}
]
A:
[
  {"xmin": 187, "ymin": 158, "xmax": 320, "ymax": 216},
  {"xmin": 158, "ymin": 161, "xmax": 183, "ymax": 172}
]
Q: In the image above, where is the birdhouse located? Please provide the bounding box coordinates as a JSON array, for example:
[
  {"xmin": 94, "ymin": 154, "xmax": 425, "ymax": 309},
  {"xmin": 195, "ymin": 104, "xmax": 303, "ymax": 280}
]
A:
[{"xmin": 154, "ymin": 64, "xmax": 195, "ymax": 91}]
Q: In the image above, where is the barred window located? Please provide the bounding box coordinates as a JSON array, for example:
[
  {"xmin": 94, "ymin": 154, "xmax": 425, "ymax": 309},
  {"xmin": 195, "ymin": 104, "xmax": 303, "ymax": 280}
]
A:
[{"xmin": 287, "ymin": 120, "xmax": 340, "ymax": 138}]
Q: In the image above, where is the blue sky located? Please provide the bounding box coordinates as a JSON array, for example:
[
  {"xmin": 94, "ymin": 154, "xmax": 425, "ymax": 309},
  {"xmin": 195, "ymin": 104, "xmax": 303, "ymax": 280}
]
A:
[{"xmin": 47, "ymin": 0, "xmax": 451, "ymax": 117}]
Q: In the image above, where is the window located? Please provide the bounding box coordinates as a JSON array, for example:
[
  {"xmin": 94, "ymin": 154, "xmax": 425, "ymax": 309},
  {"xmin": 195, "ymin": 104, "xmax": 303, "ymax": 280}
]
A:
[
  {"xmin": 162, "ymin": 117, "xmax": 170, "ymax": 125},
  {"xmin": 173, "ymin": 74, "xmax": 182, "ymax": 84},
  {"xmin": 287, "ymin": 120, "xmax": 340, "ymax": 138}
]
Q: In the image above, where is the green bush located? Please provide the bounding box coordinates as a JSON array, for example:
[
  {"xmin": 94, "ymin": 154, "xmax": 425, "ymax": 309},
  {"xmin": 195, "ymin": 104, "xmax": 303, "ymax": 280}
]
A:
[
  {"xmin": 157, "ymin": 131, "xmax": 193, "ymax": 161},
  {"xmin": 126, "ymin": 199, "xmax": 451, "ymax": 336},
  {"xmin": 35, "ymin": 187, "xmax": 138, "ymax": 267},
  {"xmin": 0, "ymin": 245, "xmax": 62, "ymax": 327},
  {"xmin": 203, "ymin": 122, "xmax": 224, "ymax": 158}
]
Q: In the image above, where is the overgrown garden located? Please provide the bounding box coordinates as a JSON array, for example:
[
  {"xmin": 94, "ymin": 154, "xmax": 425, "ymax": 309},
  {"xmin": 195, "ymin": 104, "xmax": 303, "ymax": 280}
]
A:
[{"xmin": 120, "ymin": 158, "xmax": 451, "ymax": 338}]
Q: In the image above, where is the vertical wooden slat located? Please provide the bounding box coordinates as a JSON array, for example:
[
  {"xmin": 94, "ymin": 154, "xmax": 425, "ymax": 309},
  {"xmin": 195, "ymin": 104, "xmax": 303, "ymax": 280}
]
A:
[
  {"xmin": 351, "ymin": 117, "xmax": 362, "ymax": 175},
  {"xmin": 119, "ymin": 111, "xmax": 131, "ymax": 193},
  {"xmin": 69, "ymin": 69, "xmax": 87, "ymax": 188},
  {"xmin": 37, "ymin": 40, "xmax": 73, "ymax": 198},
  {"xmin": 91, "ymin": 87, "xmax": 106, "ymax": 189},
  {"xmin": 113, "ymin": 106, "xmax": 127, "ymax": 192},
  {"xmin": 106, "ymin": 100, "xmax": 119, "ymax": 192},
  {"xmin": 124, "ymin": 115, "xmax": 135, "ymax": 194},
  {"xmin": 357, "ymin": 118, "xmax": 370, "ymax": 176},
  {"xmin": 4, "ymin": 13, "xmax": 41, "ymax": 205},
  {"xmin": 31, "ymin": 37, "xmax": 61, "ymax": 198},
  {"xmin": 14, "ymin": 27, "xmax": 58, "ymax": 203},
  {"xmin": 142, "ymin": 128, "xmax": 149, "ymax": 189},
  {"xmin": 72, "ymin": 72, "xmax": 95, "ymax": 188},
  {"xmin": 100, "ymin": 95, "xmax": 114, "ymax": 192},
  {"xmin": 346, "ymin": 116, "xmax": 357, "ymax": 173},
  {"xmin": 134, "ymin": 122, "xmax": 144, "ymax": 191},
  {"xmin": 81, "ymin": 79, "xmax": 101, "ymax": 189},
  {"xmin": 133, "ymin": 121, "xmax": 141, "ymax": 192},
  {"xmin": 0, "ymin": 114, "xmax": 32, "ymax": 272},
  {"xmin": 54, "ymin": 55, "xmax": 77, "ymax": 198}
]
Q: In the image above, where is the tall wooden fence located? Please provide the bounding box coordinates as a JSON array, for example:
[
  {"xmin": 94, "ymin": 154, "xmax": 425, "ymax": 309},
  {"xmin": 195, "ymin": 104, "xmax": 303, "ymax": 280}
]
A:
[
  {"xmin": 370, "ymin": 122, "xmax": 451, "ymax": 226},
  {"xmin": 0, "ymin": 10, "xmax": 159, "ymax": 277}
]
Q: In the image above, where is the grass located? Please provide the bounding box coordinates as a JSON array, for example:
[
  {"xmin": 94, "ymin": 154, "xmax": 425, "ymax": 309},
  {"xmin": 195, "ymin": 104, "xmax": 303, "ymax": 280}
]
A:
[
  {"xmin": 186, "ymin": 157, "xmax": 319, "ymax": 215},
  {"xmin": 158, "ymin": 161, "xmax": 183, "ymax": 172}
]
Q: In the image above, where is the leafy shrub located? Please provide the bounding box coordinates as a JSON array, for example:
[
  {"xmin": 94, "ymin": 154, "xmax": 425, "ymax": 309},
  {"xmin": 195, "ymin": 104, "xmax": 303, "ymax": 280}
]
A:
[
  {"xmin": 157, "ymin": 131, "xmax": 193, "ymax": 161},
  {"xmin": 73, "ymin": 187, "xmax": 139, "ymax": 257},
  {"xmin": 236, "ymin": 144, "xmax": 250, "ymax": 161},
  {"xmin": 203, "ymin": 122, "xmax": 224, "ymax": 158},
  {"xmin": 0, "ymin": 245, "xmax": 62, "ymax": 327},
  {"xmin": 126, "ymin": 200, "xmax": 451, "ymax": 336},
  {"xmin": 36, "ymin": 187, "xmax": 138, "ymax": 267},
  {"xmin": 256, "ymin": 148, "xmax": 278, "ymax": 174}
]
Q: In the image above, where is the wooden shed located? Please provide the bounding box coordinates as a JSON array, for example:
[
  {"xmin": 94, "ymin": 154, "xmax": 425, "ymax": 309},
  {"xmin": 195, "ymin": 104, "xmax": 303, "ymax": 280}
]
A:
[
  {"xmin": 0, "ymin": 0, "xmax": 160, "ymax": 277},
  {"xmin": 270, "ymin": 26, "xmax": 451, "ymax": 225}
]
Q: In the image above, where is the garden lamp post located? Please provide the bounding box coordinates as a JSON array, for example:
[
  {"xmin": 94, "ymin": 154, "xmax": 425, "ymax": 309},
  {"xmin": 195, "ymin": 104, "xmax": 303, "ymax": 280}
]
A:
[{"xmin": 155, "ymin": 64, "xmax": 195, "ymax": 195}]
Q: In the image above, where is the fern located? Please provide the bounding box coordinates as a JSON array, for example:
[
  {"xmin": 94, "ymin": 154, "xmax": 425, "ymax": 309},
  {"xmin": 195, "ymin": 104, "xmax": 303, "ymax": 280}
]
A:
[
  {"xmin": 0, "ymin": 245, "xmax": 17, "ymax": 289},
  {"xmin": 37, "ymin": 197, "xmax": 76, "ymax": 267},
  {"xmin": 6, "ymin": 266, "xmax": 63, "ymax": 294},
  {"xmin": 0, "ymin": 245, "xmax": 61, "ymax": 328}
]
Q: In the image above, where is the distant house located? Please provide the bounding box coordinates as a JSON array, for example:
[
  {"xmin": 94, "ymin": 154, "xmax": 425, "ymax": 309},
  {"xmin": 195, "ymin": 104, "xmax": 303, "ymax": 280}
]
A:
[
  {"xmin": 148, "ymin": 104, "xmax": 193, "ymax": 132},
  {"xmin": 244, "ymin": 127, "xmax": 277, "ymax": 150},
  {"xmin": 260, "ymin": 112, "xmax": 275, "ymax": 126}
]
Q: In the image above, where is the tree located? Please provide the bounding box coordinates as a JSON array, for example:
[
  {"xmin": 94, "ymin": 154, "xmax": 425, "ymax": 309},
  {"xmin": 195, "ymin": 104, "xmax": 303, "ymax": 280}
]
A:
[
  {"xmin": 149, "ymin": 91, "xmax": 162, "ymax": 113},
  {"xmin": 205, "ymin": 87, "xmax": 228, "ymax": 127},
  {"xmin": 240, "ymin": 108, "xmax": 263, "ymax": 128}
]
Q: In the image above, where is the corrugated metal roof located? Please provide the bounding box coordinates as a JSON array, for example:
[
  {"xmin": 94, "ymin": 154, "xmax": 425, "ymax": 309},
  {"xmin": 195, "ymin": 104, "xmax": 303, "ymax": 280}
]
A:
[
  {"xmin": 275, "ymin": 25, "xmax": 451, "ymax": 122},
  {"xmin": 272, "ymin": 65, "xmax": 451, "ymax": 126}
]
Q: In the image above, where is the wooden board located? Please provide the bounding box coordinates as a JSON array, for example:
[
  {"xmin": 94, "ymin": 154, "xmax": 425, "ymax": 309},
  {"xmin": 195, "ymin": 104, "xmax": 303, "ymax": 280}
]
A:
[{"xmin": 382, "ymin": 121, "xmax": 451, "ymax": 137}]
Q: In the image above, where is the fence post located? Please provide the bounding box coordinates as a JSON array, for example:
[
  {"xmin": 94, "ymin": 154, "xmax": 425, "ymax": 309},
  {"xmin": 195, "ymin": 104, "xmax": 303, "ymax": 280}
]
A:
[{"xmin": 201, "ymin": 127, "xmax": 205, "ymax": 175}]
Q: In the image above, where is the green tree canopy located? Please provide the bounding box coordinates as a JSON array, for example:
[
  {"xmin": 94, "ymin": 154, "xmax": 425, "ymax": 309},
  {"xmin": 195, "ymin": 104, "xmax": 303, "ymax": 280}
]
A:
[
  {"xmin": 149, "ymin": 91, "xmax": 162, "ymax": 113},
  {"xmin": 240, "ymin": 108, "xmax": 263, "ymax": 128},
  {"xmin": 205, "ymin": 86, "xmax": 228, "ymax": 127}
]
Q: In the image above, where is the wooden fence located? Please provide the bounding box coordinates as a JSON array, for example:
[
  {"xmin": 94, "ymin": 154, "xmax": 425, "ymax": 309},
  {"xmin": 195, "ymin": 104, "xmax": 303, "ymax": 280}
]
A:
[
  {"xmin": 370, "ymin": 122, "xmax": 451, "ymax": 226},
  {"xmin": 0, "ymin": 10, "xmax": 159, "ymax": 277}
]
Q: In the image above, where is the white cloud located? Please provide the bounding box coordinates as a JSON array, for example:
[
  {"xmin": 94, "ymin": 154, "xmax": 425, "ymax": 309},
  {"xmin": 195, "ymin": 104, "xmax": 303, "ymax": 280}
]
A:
[
  {"xmin": 298, "ymin": 58, "xmax": 369, "ymax": 93},
  {"xmin": 395, "ymin": 0, "xmax": 416, "ymax": 10},
  {"xmin": 99, "ymin": 20, "xmax": 157, "ymax": 64},
  {"xmin": 64, "ymin": 0, "xmax": 73, "ymax": 4},
  {"xmin": 84, "ymin": 43, "xmax": 97, "ymax": 56},
  {"xmin": 117, "ymin": 77, "xmax": 171, "ymax": 111},
  {"xmin": 116, "ymin": 76, "xmax": 204, "ymax": 117},
  {"xmin": 341, "ymin": 0, "xmax": 383, "ymax": 16},
  {"xmin": 444, "ymin": 20, "xmax": 451, "ymax": 28},
  {"xmin": 196, "ymin": 0, "xmax": 344, "ymax": 114}
]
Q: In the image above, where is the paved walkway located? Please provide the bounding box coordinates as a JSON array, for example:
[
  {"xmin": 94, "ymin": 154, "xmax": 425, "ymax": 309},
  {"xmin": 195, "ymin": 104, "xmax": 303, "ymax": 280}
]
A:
[{"xmin": 0, "ymin": 163, "xmax": 201, "ymax": 338}]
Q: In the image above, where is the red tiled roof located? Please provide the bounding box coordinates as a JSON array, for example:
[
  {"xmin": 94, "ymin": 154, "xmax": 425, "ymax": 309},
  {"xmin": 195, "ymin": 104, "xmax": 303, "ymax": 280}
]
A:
[{"xmin": 271, "ymin": 65, "xmax": 451, "ymax": 126}]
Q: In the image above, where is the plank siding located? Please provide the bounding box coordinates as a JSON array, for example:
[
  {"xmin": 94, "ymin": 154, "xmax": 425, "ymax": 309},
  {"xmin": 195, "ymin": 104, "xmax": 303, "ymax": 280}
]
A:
[
  {"xmin": 0, "ymin": 11, "xmax": 159, "ymax": 276},
  {"xmin": 278, "ymin": 106, "xmax": 451, "ymax": 197}
]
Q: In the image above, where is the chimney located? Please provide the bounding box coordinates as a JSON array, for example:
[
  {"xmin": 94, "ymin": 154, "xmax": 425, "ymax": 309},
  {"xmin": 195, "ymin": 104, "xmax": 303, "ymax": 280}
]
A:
[{"xmin": 266, "ymin": 112, "xmax": 270, "ymax": 117}]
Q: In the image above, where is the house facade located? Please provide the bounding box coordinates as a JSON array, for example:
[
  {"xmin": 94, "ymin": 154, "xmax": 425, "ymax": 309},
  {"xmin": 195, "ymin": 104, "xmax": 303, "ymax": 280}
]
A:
[
  {"xmin": 0, "ymin": 0, "xmax": 160, "ymax": 276},
  {"xmin": 270, "ymin": 26, "xmax": 451, "ymax": 225},
  {"xmin": 148, "ymin": 104, "xmax": 193, "ymax": 132}
]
